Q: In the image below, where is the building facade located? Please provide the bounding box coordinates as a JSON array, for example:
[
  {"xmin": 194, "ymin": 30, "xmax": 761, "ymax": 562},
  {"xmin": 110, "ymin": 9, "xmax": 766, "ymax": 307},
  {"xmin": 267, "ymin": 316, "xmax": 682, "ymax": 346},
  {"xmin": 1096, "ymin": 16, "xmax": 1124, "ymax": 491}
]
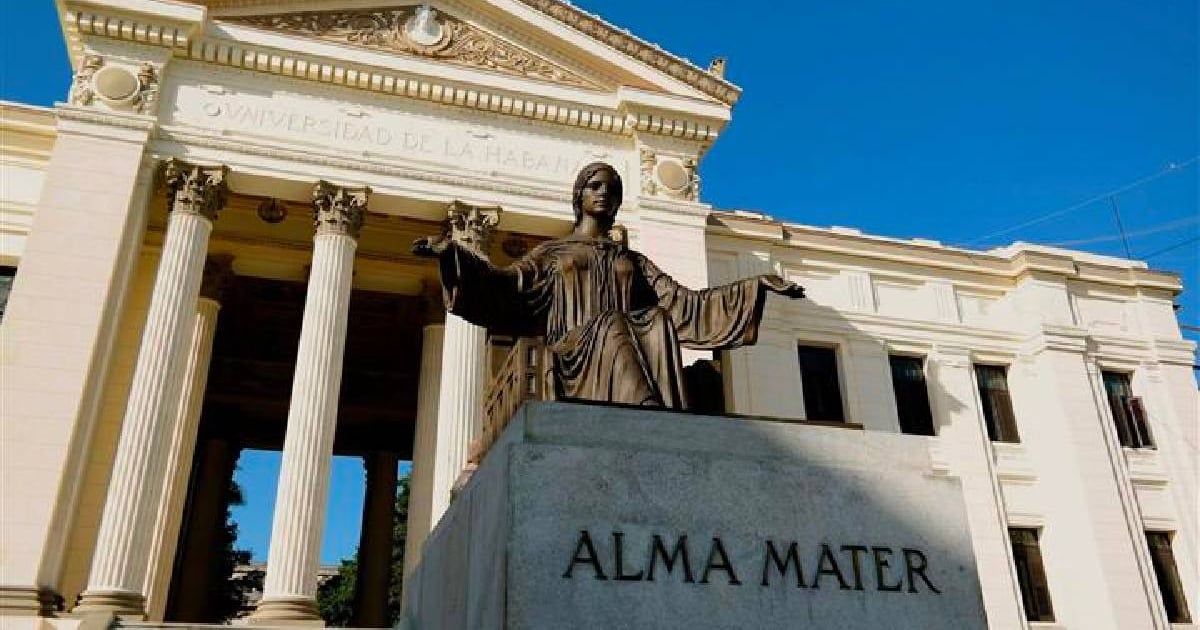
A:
[{"xmin": 0, "ymin": 1, "xmax": 1194, "ymax": 629}]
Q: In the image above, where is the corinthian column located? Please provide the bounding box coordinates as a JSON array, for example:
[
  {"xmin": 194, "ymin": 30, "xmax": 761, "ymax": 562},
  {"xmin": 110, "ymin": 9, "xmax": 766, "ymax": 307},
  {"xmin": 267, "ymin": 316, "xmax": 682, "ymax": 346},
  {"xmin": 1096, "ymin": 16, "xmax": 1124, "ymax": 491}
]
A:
[
  {"xmin": 75, "ymin": 159, "xmax": 229, "ymax": 617},
  {"xmin": 432, "ymin": 203, "xmax": 498, "ymax": 518},
  {"xmin": 143, "ymin": 256, "xmax": 234, "ymax": 621},
  {"xmin": 250, "ymin": 181, "xmax": 368, "ymax": 624},
  {"xmin": 402, "ymin": 322, "xmax": 444, "ymax": 598}
]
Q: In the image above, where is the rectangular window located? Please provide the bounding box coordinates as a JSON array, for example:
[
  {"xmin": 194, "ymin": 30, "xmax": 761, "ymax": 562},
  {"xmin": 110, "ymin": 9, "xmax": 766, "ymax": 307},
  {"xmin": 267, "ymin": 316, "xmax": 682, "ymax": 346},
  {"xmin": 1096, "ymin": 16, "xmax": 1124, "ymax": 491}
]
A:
[
  {"xmin": 890, "ymin": 355, "xmax": 935, "ymax": 435},
  {"xmin": 1010, "ymin": 528, "xmax": 1055, "ymax": 622},
  {"xmin": 1102, "ymin": 371, "xmax": 1154, "ymax": 449},
  {"xmin": 975, "ymin": 364, "xmax": 1019, "ymax": 443},
  {"xmin": 0, "ymin": 266, "xmax": 15, "ymax": 322},
  {"xmin": 1146, "ymin": 532, "xmax": 1192, "ymax": 623},
  {"xmin": 796, "ymin": 345, "xmax": 845, "ymax": 422}
]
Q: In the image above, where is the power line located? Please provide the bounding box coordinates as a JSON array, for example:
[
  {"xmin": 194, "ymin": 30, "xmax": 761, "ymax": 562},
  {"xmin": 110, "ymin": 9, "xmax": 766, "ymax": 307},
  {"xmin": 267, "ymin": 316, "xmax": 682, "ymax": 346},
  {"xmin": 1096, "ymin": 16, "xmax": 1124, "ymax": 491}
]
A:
[
  {"xmin": 1141, "ymin": 235, "xmax": 1200, "ymax": 260},
  {"xmin": 1047, "ymin": 216, "xmax": 1199, "ymax": 247},
  {"xmin": 1108, "ymin": 196, "xmax": 1132, "ymax": 259},
  {"xmin": 960, "ymin": 156, "xmax": 1199, "ymax": 247}
]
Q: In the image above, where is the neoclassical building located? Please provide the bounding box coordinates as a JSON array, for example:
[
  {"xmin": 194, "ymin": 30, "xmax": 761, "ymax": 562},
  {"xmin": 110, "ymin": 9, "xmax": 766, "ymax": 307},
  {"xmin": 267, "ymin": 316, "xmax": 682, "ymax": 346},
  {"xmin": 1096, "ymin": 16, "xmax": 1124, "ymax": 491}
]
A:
[{"xmin": 0, "ymin": 1, "xmax": 1195, "ymax": 629}]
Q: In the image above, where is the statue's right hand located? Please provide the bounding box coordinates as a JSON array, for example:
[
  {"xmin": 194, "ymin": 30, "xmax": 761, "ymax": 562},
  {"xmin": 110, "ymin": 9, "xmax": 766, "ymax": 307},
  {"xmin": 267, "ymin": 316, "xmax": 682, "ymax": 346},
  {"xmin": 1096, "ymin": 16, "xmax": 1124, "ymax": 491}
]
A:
[{"xmin": 412, "ymin": 234, "xmax": 449, "ymax": 257}]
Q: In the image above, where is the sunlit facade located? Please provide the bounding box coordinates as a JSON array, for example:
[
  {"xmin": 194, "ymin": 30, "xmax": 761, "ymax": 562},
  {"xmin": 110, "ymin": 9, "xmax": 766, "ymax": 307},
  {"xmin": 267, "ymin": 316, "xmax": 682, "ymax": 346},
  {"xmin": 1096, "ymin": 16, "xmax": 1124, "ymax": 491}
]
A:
[{"xmin": 0, "ymin": 1, "xmax": 1195, "ymax": 629}]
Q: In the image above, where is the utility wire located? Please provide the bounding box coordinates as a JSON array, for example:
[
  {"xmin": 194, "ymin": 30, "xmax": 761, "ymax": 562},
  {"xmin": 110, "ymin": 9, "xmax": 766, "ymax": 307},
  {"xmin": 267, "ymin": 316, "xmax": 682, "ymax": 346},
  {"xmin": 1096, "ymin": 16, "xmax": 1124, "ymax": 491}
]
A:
[
  {"xmin": 1109, "ymin": 197, "xmax": 1132, "ymax": 259},
  {"xmin": 961, "ymin": 156, "xmax": 1198, "ymax": 247},
  {"xmin": 1047, "ymin": 216, "xmax": 1199, "ymax": 247},
  {"xmin": 1141, "ymin": 235, "xmax": 1200, "ymax": 260}
]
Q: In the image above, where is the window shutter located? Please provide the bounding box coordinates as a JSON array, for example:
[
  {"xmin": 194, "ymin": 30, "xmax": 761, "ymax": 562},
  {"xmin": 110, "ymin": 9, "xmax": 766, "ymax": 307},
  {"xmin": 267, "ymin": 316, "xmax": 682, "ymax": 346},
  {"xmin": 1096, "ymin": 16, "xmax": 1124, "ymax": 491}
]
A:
[{"xmin": 989, "ymin": 388, "xmax": 1019, "ymax": 443}]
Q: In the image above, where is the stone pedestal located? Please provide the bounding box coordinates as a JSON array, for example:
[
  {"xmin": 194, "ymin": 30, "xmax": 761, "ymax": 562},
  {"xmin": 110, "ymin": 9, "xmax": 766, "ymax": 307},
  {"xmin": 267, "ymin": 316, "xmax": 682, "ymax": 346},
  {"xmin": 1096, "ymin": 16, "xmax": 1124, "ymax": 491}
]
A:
[{"xmin": 403, "ymin": 402, "xmax": 987, "ymax": 630}]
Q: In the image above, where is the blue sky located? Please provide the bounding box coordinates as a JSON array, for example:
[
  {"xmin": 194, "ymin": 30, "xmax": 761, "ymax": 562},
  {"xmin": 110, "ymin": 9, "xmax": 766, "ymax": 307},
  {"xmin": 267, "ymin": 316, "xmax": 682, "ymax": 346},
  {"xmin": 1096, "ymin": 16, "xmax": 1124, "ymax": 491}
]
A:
[{"xmin": 2, "ymin": 1, "xmax": 1195, "ymax": 564}]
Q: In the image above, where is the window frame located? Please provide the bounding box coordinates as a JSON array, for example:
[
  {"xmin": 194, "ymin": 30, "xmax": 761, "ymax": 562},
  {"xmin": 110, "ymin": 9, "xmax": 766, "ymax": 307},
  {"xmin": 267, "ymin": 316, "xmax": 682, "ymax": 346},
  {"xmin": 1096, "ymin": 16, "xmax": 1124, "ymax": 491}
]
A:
[
  {"xmin": 888, "ymin": 353, "xmax": 936, "ymax": 436},
  {"xmin": 1009, "ymin": 526, "xmax": 1055, "ymax": 622},
  {"xmin": 1101, "ymin": 370, "xmax": 1155, "ymax": 449},
  {"xmin": 974, "ymin": 363, "xmax": 1020, "ymax": 443},
  {"xmin": 795, "ymin": 343, "xmax": 847, "ymax": 424},
  {"xmin": 1145, "ymin": 530, "xmax": 1192, "ymax": 624}
]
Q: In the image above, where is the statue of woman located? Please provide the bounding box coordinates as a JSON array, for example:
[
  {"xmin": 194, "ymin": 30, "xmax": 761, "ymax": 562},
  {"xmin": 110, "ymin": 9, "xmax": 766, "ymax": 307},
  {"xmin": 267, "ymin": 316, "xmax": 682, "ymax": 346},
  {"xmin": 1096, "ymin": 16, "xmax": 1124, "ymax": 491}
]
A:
[{"xmin": 412, "ymin": 162, "xmax": 805, "ymax": 410}]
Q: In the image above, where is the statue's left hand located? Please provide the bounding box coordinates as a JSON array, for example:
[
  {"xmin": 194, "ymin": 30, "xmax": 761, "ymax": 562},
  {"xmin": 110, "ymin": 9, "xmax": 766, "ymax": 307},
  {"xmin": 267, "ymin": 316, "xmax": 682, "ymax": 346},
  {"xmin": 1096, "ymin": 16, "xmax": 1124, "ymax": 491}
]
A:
[{"xmin": 760, "ymin": 274, "xmax": 805, "ymax": 299}]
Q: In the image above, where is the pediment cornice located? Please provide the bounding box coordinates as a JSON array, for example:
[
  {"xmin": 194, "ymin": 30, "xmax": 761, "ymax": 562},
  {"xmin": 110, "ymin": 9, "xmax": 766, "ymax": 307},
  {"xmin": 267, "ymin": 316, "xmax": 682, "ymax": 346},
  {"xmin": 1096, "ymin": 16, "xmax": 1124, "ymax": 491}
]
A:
[
  {"xmin": 189, "ymin": 0, "xmax": 740, "ymax": 105},
  {"xmin": 223, "ymin": 5, "xmax": 606, "ymax": 91}
]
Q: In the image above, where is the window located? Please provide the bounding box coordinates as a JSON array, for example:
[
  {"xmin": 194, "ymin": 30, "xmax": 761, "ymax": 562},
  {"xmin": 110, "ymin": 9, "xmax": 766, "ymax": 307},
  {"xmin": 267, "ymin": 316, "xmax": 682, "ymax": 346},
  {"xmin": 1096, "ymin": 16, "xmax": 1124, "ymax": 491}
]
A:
[
  {"xmin": 1146, "ymin": 532, "xmax": 1192, "ymax": 623},
  {"xmin": 0, "ymin": 266, "xmax": 15, "ymax": 321},
  {"xmin": 1010, "ymin": 528, "xmax": 1055, "ymax": 622},
  {"xmin": 1101, "ymin": 371, "xmax": 1154, "ymax": 449},
  {"xmin": 975, "ymin": 364, "xmax": 1019, "ymax": 443},
  {"xmin": 889, "ymin": 355, "xmax": 934, "ymax": 435},
  {"xmin": 796, "ymin": 345, "xmax": 844, "ymax": 422}
]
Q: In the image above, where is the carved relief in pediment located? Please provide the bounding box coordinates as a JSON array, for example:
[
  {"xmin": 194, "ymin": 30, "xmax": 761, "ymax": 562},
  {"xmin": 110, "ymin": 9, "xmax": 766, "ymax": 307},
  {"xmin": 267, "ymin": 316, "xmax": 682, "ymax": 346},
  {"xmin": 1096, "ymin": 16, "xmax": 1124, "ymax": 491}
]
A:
[{"xmin": 226, "ymin": 5, "xmax": 603, "ymax": 90}]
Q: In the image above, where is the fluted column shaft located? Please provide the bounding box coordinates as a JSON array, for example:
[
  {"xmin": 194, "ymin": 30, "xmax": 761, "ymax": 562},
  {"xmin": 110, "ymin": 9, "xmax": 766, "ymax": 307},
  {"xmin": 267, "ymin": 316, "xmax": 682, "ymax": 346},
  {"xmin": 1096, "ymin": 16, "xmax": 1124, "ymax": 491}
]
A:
[
  {"xmin": 143, "ymin": 255, "xmax": 231, "ymax": 620},
  {"xmin": 252, "ymin": 182, "xmax": 368, "ymax": 624},
  {"xmin": 75, "ymin": 160, "xmax": 227, "ymax": 617},
  {"xmin": 402, "ymin": 324, "xmax": 444, "ymax": 595},
  {"xmin": 429, "ymin": 201, "xmax": 498, "ymax": 520},
  {"xmin": 433, "ymin": 315, "xmax": 488, "ymax": 513},
  {"xmin": 351, "ymin": 452, "xmax": 399, "ymax": 628}
]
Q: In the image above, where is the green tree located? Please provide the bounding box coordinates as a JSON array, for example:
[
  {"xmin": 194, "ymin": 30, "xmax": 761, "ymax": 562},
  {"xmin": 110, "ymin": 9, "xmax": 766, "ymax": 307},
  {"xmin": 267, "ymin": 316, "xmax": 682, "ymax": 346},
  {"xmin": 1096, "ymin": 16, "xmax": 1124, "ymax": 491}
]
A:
[
  {"xmin": 216, "ymin": 479, "xmax": 263, "ymax": 622},
  {"xmin": 317, "ymin": 474, "xmax": 411, "ymax": 627}
]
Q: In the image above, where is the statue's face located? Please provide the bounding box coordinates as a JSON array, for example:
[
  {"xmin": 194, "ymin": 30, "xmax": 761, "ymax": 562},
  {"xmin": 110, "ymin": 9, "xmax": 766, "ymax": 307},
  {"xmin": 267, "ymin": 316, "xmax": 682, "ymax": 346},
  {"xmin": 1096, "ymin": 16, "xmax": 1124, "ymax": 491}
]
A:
[{"xmin": 579, "ymin": 168, "xmax": 618, "ymax": 220}]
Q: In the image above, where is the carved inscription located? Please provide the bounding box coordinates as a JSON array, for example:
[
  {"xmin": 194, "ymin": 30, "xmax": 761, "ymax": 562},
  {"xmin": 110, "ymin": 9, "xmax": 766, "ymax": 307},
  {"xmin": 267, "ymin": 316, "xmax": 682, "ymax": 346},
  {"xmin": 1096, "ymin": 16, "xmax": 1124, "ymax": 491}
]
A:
[
  {"xmin": 190, "ymin": 97, "xmax": 595, "ymax": 181},
  {"xmin": 563, "ymin": 530, "xmax": 942, "ymax": 594}
]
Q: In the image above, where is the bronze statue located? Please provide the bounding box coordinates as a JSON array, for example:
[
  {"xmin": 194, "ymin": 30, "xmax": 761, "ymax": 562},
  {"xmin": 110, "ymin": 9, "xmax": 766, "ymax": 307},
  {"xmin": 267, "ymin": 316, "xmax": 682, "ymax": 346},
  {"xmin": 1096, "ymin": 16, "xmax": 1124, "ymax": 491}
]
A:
[{"xmin": 413, "ymin": 162, "xmax": 804, "ymax": 410}]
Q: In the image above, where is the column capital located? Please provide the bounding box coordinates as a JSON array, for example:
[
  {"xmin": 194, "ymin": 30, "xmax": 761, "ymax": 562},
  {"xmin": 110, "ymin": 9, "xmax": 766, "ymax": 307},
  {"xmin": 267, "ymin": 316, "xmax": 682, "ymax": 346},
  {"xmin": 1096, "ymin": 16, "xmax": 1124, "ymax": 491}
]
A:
[
  {"xmin": 312, "ymin": 180, "xmax": 369, "ymax": 238},
  {"xmin": 159, "ymin": 158, "xmax": 229, "ymax": 221},
  {"xmin": 200, "ymin": 254, "xmax": 235, "ymax": 302},
  {"xmin": 446, "ymin": 201, "xmax": 500, "ymax": 256}
]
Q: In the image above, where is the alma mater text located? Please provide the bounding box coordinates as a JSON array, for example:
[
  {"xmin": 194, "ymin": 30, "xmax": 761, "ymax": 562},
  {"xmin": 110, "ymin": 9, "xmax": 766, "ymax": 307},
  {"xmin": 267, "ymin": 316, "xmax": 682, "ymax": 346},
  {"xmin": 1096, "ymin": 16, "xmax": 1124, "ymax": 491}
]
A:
[{"xmin": 562, "ymin": 530, "xmax": 941, "ymax": 593}]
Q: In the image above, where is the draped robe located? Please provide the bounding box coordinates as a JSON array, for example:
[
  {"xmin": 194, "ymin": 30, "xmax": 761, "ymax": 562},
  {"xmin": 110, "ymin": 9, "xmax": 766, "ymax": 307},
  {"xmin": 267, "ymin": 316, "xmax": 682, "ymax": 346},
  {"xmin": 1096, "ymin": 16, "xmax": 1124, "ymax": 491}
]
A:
[{"xmin": 437, "ymin": 235, "xmax": 769, "ymax": 409}]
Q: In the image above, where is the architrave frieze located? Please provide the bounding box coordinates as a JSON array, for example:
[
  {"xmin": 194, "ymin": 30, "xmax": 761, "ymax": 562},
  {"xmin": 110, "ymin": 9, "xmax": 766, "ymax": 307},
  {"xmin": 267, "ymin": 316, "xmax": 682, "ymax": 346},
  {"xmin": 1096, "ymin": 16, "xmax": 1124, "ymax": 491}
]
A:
[
  {"xmin": 224, "ymin": 6, "xmax": 604, "ymax": 91},
  {"xmin": 153, "ymin": 125, "xmax": 574, "ymax": 204}
]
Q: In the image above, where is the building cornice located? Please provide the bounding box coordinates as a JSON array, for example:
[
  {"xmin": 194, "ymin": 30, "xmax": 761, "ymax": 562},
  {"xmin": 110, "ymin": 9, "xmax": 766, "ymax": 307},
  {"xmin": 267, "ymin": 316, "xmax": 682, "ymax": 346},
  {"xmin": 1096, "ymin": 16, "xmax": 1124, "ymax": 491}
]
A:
[
  {"xmin": 509, "ymin": 0, "xmax": 740, "ymax": 106},
  {"xmin": 707, "ymin": 209, "xmax": 1185, "ymax": 296}
]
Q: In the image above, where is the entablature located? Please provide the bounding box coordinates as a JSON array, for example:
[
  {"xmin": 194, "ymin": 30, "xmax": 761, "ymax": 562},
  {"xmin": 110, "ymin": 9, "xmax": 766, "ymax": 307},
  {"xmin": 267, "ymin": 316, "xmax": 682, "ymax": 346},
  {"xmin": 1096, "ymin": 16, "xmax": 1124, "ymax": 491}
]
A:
[{"xmin": 60, "ymin": 0, "xmax": 733, "ymax": 146}]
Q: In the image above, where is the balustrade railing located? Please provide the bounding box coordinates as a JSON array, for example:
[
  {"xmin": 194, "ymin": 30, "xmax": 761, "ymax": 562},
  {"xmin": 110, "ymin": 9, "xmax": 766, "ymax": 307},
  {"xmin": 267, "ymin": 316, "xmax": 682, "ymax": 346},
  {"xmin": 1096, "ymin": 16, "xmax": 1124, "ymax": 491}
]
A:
[{"xmin": 468, "ymin": 337, "xmax": 552, "ymax": 466}]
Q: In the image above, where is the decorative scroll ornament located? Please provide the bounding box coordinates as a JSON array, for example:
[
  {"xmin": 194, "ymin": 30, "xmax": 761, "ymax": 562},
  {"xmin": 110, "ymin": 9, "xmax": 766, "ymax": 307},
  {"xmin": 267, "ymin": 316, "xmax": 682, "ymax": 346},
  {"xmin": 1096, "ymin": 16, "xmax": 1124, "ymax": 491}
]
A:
[
  {"xmin": 638, "ymin": 149, "xmax": 700, "ymax": 201},
  {"xmin": 446, "ymin": 201, "xmax": 501, "ymax": 257},
  {"xmin": 639, "ymin": 148, "xmax": 658, "ymax": 196},
  {"xmin": 69, "ymin": 55, "xmax": 104, "ymax": 106},
  {"xmin": 133, "ymin": 63, "xmax": 160, "ymax": 115},
  {"xmin": 312, "ymin": 181, "xmax": 370, "ymax": 238},
  {"xmin": 228, "ymin": 6, "xmax": 601, "ymax": 90},
  {"xmin": 159, "ymin": 158, "xmax": 230, "ymax": 221}
]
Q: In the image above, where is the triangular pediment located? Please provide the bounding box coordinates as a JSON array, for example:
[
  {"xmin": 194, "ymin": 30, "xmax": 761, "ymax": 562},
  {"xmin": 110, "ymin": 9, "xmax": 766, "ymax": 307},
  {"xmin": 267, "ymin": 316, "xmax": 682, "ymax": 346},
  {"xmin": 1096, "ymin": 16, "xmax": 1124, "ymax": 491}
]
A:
[{"xmin": 223, "ymin": 4, "xmax": 608, "ymax": 92}]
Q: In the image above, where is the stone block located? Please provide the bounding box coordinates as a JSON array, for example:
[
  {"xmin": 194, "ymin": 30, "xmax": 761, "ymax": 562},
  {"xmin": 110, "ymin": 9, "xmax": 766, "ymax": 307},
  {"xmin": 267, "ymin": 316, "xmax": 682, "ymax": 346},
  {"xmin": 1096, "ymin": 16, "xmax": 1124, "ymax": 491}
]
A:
[{"xmin": 405, "ymin": 402, "xmax": 987, "ymax": 629}]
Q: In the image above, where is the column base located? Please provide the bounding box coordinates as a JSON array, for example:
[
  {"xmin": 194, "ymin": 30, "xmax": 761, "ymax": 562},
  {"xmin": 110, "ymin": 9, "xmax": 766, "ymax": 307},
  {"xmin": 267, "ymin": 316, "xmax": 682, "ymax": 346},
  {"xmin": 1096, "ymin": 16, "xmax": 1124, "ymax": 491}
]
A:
[
  {"xmin": 0, "ymin": 585, "xmax": 61, "ymax": 616},
  {"xmin": 247, "ymin": 596, "xmax": 324, "ymax": 626},
  {"xmin": 72, "ymin": 588, "xmax": 145, "ymax": 617}
]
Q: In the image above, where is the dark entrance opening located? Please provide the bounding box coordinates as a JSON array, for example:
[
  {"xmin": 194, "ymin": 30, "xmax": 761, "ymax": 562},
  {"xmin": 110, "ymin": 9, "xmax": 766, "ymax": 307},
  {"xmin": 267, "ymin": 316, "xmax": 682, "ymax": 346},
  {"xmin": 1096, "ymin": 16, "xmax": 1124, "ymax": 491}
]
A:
[{"xmin": 166, "ymin": 275, "xmax": 425, "ymax": 623}]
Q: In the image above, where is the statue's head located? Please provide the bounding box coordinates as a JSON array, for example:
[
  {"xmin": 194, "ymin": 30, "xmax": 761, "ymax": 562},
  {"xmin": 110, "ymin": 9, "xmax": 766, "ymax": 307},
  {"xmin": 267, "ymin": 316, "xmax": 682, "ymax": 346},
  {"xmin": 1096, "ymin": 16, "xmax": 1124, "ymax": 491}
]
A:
[{"xmin": 572, "ymin": 162, "xmax": 623, "ymax": 228}]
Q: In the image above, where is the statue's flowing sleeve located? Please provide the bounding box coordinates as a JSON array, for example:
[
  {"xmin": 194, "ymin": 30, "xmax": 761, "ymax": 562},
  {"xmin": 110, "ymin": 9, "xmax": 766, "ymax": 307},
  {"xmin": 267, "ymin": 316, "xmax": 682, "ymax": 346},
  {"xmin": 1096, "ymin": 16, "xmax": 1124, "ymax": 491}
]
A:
[
  {"xmin": 637, "ymin": 253, "xmax": 769, "ymax": 350},
  {"xmin": 437, "ymin": 241, "xmax": 550, "ymax": 337}
]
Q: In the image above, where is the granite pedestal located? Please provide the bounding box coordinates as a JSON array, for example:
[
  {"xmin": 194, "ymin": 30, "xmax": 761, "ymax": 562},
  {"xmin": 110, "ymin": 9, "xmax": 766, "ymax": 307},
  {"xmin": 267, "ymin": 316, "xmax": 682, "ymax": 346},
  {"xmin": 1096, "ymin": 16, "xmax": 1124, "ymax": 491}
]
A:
[{"xmin": 402, "ymin": 402, "xmax": 987, "ymax": 629}]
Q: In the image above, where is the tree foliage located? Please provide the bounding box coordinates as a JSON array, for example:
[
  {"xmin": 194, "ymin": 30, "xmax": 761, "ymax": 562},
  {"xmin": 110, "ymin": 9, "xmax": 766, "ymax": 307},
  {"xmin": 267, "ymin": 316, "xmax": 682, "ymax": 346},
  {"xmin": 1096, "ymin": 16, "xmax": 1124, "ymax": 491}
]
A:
[{"xmin": 316, "ymin": 474, "xmax": 411, "ymax": 627}]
